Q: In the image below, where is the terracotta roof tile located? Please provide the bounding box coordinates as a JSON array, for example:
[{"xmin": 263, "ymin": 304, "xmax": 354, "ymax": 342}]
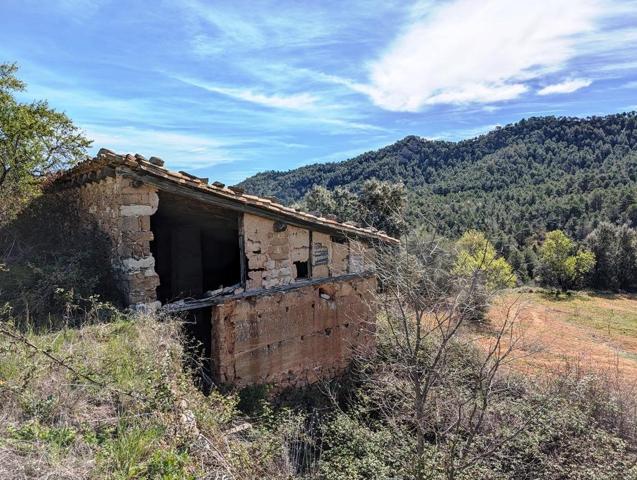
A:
[{"xmin": 52, "ymin": 149, "xmax": 399, "ymax": 243}]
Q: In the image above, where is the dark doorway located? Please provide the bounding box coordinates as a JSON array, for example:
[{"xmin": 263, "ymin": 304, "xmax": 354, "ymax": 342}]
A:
[{"xmin": 150, "ymin": 191, "xmax": 242, "ymax": 303}]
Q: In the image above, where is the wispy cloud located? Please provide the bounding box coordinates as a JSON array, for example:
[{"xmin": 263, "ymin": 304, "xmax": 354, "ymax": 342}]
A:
[
  {"xmin": 335, "ymin": 0, "xmax": 633, "ymax": 111},
  {"xmin": 174, "ymin": 76, "xmax": 318, "ymax": 111},
  {"xmin": 169, "ymin": 74, "xmax": 389, "ymax": 133},
  {"xmin": 180, "ymin": 0, "xmax": 338, "ymax": 56},
  {"xmin": 537, "ymin": 78, "xmax": 593, "ymax": 95}
]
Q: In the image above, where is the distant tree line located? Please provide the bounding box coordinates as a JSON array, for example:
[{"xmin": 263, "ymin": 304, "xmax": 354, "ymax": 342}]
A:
[
  {"xmin": 300, "ymin": 180, "xmax": 637, "ymax": 293},
  {"xmin": 240, "ymin": 114, "xmax": 637, "ymax": 254}
]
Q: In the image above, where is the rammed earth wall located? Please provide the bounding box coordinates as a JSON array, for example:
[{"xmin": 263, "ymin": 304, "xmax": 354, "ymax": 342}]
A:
[
  {"xmin": 243, "ymin": 213, "xmax": 310, "ymax": 289},
  {"xmin": 210, "ymin": 275, "xmax": 376, "ymax": 387}
]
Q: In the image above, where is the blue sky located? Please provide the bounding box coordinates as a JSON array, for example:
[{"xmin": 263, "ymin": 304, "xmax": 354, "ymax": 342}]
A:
[{"xmin": 2, "ymin": 0, "xmax": 637, "ymax": 184}]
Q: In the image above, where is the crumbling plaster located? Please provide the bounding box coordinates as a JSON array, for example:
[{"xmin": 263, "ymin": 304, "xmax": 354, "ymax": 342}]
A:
[{"xmin": 243, "ymin": 213, "xmax": 310, "ymax": 289}]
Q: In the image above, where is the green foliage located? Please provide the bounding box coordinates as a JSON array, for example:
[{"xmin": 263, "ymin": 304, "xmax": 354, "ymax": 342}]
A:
[
  {"xmin": 586, "ymin": 223, "xmax": 637, "ymax": 291},
  {"xmin": 8, "ymin": 420, "xmax": 77, "ymax": 451},
  {"xmin": 301, "ymin": 179, "xmax": 406, "ymax": 237},
  {"xmin": 538, "ymin": 230, "xmax": 596, "ymax": 292},
  {"xmin": 239, "ymin": 112, "xmax": 637, "ymax": 259},
  {"xmin": 0, "ymin": 193, "xmax": 119, "ymax": 324},
  {"xmin": 97, "ymin": 419, "xmax": 194, "ymax": 478},
  {"xmin": 237, "ymin": 383, "xmax": 272, "ymax": 416},
  {"xmin": 358, "ymin": 179, "xmax": 406, "ymax": 237},
  {"xmin": 0, "ymin": 62, "xmax": 90, "ymax": 222},
  {"xmin": 453, "ymin": 230, "xmax": 517, "ymax": 289},
  {"xmin": 318, "ymin": 413, "xmax": 411, "ymax": 479}
]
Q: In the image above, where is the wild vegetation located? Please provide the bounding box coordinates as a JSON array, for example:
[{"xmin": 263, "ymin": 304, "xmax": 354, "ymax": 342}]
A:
[
  {"xmin": 2, "ymin": 63, "xmax": 637, "ymax": 478},
  {"xmin": 1, "ymin": 237, "xmax": 636, "ymax": 479},
  {"xmin": 0, "ymin": 304, "xmax": 307, "ymax": 479}
]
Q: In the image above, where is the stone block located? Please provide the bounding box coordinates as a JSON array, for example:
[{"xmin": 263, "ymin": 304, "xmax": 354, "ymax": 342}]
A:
[
  {"xmin": 121, "ymin": 256, "xmax": 155, "ymax": 273},
  {"xmin": 121, "ymin": 216, "xmax": 141, "ymax": 232},
  {"xmin": 120, "ymin": 204, "xmax": 155, "ymax": 216}
]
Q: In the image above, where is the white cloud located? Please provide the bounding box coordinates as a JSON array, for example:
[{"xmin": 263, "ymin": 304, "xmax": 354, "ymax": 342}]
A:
[
  {"xmin": 537, "ymin": 78, "xmax": 593, "ymax": 95},
  {"xmin": 353, "ymin": 0, "xmax": 619, "ymax": 111},
  {"xmin": 204, "ymin": 86, "xmax": 317, "ymax": 111},
  {"xmin": 174, "ymin": 76, "xmax": 318, "ymax": 111}
]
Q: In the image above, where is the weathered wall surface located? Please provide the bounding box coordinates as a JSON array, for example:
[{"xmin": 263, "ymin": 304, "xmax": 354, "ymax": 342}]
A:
[
  {"xmin": 210, "ymin": 275, "xmax": 376, "ymax": 387},
  {"xmin": 310, "ymin": 231, "xmax": 331, "ymax": 278},
  {"xmin": 76, "ymin": 175, "xmax": 160, "ymax": 308},
  {"xmin": 243, "ymin": 213, "xmax": 310, "ymax": 289},
  {"xmin": 244, "ymin": 212, "xmax": 376, "ymax": 291}
]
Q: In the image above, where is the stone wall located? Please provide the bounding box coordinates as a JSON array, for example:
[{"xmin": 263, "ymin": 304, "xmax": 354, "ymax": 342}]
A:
[
  {"xmin": 244, "ymin": 213, "xmax": 376, "ymax": 290},
  {"xmin": 76, "ymin": 175, "xmax": 160, "ymax": 308},
  {"xmin": 210, "ymin": 275, "xmax": 376, "ymax": 387},
  {"xmin": 243, "ymin": 213, "xmax": 310, "ymax": 289}
]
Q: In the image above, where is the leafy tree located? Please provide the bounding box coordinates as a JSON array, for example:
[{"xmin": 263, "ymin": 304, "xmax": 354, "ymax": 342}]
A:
[
  {"xmin": 0, "ymin": 62, "xmax": 90, "ymax": 222},
  {"xmin": 358, "ymin": 179, "xmax": 406, "ymax": 237},
  {"xmin": 507, "ymin": 247, "xmax": 527, "ymax": 282},
  {"xmin": 301, "ymin": 179, "xmax": 406, "ymax": 237},
  {"xmin": 453, "ymin": 230, "xmax": 516, "ymax": 289},
  {"xmin": 538, "ymin": 230, "xmax": 595, "ymax": 292},
  {"xmin": 303, "ymin": 185, "xmax": 336, "ymax": 216},
  {"xmin": 331, "ymin": 186, "xmax": 360, "ymax": 223},
  {"xmin": 616, "ymin": 225, "xmax": 637, "ymax": 289},
  {"xmin": 586, "ymin": 222, "xmax": 637, "ymax": 291},
  {"xmin": 586, "ymin": 222, "xmax": 619, "ymax": 289}
]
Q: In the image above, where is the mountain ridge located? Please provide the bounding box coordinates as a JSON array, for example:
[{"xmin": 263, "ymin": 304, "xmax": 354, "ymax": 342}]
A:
[{"xmin": 238, "ymin": 112, "xmax": 637, "ymax": 248}]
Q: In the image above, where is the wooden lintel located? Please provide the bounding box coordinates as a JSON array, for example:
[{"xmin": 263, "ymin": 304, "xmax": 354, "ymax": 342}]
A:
[{"xmin": 162, "ymin": 271, "xmax": 373, "ymax": 313}]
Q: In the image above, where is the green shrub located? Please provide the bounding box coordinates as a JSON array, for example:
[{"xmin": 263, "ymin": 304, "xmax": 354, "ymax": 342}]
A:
[{"xmin": 0, "ymin": 192, "xmax": 119, "ymax": 326}]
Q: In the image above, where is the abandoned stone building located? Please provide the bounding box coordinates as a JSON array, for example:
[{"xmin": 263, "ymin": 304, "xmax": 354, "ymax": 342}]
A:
[{"xmin": 50, "ymin": 149, "xmax": 397, "ymax": 387}]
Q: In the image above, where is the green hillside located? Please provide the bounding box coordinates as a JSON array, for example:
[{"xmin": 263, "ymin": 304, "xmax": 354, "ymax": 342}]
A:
[{"xmin": 238, "ymin": 113, "xmax": 637, "ymax": 247}]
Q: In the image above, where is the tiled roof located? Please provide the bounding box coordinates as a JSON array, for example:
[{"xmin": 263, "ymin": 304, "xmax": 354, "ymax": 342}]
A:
[{"xmin": 52, "ymin": 148, "xmax": 398, "ymax": 243}]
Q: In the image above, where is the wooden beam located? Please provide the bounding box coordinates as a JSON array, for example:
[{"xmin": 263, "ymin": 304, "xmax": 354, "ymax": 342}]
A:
[
  {"xmin": 238, "ymin": 213, "xmax": 247, "ymax": 288},
  {"xmin": 162, "ymin": 271, "xmax": 374, "ymax": 313},
  {"xmin": 119, "ymin": 168, "xmax": 380, "ymax": 241}
]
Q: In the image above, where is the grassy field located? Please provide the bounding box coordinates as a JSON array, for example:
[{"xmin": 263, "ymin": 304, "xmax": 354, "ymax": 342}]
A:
[{"xmin": 490, "ymin": 290, "xmax": 637, "ymax": 380}]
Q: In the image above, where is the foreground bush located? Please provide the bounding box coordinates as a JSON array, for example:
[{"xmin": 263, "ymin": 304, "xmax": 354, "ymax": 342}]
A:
[
  {"xmin": 0, "ymin": 193, "xmax": 118, "ymax": 326},
  {"xmin": 313, "ymin": 328, "xmax": 637, "ymax": 480},
  {"xmin": 0, "ymin": 313, "xmax": 301, "ymax": 479}
]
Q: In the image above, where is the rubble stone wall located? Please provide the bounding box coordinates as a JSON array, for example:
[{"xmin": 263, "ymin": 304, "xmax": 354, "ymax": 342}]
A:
[
  {"xmin": 211, "ymin": 275, "xmax": 376, "ymax": 387},
  {"xmin": 243, "ymin": 213, "xmax": 376, "ymax": 290},
  {"xmin": 76, "ymin": 175, "xmax": 160, "ymax": 308},
  {"xmin": 243, "ymin": 213, "xmax": 310, "ymax": 289}
]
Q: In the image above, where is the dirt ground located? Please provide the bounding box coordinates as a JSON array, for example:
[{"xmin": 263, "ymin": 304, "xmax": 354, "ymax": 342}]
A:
[{"xmin": 488, "ymin": 290, "xmax": 637, "ymax": 381}]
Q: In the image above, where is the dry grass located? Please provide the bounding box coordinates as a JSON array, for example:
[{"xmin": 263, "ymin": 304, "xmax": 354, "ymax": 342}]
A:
[
  {"xmin": 0, "ymin": 313, "xmax": 301, "ymax": 479},
  {"xmin": 488, "ymin": 290, "xmax": 637, "ymax": 381}
]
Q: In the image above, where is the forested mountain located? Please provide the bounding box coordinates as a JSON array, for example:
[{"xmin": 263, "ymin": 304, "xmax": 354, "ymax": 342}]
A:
[{"xmin": 239, "ymin": 113, "xmax": 637, "ymax": 249}]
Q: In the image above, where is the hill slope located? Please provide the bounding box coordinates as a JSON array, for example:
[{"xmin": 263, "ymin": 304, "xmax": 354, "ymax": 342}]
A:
[{"xmin": 239, "ymin": 113, "xmax": 637, "ymax": 246}]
